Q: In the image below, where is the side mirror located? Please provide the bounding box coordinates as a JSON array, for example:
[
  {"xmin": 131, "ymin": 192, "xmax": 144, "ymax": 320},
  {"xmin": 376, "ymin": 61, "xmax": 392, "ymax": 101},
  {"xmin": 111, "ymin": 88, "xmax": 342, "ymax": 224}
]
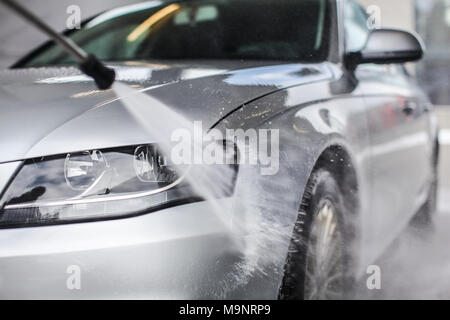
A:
[{"xmin": 346, "ymin": 29, "xmax": 425, "ymax": 69}]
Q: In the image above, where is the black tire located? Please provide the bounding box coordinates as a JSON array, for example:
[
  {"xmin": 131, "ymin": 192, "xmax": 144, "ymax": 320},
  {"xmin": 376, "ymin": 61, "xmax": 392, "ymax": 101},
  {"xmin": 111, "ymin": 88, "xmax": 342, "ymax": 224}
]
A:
[
  {"xmin": 410, "ymin": 161, "xmax": 438, "ymax": 227},
  {"xmin": 411, "ymin": 138, "xmax": 439, "ymax": 227},
  {"xmin": 279, "ymin": 168, "xmax": 354, "ymax": 300}
]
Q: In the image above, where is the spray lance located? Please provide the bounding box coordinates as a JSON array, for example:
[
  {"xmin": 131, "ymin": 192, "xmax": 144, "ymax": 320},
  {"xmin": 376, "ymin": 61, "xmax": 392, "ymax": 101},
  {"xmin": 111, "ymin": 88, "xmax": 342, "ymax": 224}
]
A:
[{"xmin": 1, "ymin": 0, "xmax": 116, "ymax": 90}]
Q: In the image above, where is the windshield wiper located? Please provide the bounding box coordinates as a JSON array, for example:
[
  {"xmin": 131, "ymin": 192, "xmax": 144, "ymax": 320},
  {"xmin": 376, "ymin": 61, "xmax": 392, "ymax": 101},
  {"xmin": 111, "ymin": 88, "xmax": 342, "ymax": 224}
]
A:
[{"xmin": 1, "ymin": 0, "xmax": 116, "ymax": 90}]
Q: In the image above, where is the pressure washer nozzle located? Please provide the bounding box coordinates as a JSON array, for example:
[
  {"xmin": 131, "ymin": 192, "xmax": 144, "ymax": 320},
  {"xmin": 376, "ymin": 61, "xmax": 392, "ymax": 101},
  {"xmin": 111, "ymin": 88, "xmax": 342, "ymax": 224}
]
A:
[{"xmin": 79, "ymin": 55, "xmax": 116, "ymax": 90}]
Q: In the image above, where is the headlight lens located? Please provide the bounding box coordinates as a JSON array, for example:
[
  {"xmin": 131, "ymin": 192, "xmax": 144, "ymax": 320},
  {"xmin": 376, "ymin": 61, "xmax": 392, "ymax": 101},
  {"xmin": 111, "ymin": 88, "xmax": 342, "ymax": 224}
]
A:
[
  {"xmin": 64, "ymin": 150, "xmax": 108, "ymax": 191},
  {"xmin": 0, "ymin": 143, "xmax": 237, "ymax": 228}
]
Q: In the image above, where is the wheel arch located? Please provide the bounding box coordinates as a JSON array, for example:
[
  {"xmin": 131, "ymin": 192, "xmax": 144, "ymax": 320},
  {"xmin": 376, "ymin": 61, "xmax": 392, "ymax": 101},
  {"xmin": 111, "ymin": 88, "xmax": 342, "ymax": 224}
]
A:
[
  {"xmin": 308, "ymin": 143, "xmax": 362, "ymax": 269},
  {"xmin": 314, "ymin": 145, "xmax": 359, "ymax": 208}
]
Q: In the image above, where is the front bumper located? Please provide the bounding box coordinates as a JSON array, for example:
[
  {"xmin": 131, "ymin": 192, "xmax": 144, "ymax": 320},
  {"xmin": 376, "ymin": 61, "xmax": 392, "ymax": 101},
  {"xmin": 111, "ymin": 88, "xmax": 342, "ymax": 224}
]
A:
[{"xmin": 0, "ymin": 200, "xmax": 244, "ymax": 299}]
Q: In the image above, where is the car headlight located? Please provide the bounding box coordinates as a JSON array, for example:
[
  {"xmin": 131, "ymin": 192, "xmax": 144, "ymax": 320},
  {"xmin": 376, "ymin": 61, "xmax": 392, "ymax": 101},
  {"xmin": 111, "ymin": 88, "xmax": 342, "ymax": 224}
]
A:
[{"xmin": 0, "ymin": 143, "xmax": 237, "ymax": 228}]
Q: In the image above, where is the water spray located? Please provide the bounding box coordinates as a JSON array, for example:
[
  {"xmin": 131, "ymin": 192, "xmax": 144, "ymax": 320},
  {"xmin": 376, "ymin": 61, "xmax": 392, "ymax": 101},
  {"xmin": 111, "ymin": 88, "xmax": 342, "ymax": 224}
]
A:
[{"xmin": 1, "ymin": 0, "xmax": 115, "ymax": 90}]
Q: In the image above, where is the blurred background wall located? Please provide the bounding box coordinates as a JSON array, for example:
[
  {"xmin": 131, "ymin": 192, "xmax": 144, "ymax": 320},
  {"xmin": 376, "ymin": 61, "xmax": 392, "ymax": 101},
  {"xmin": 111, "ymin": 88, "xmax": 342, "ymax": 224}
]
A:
[
  {"xmin": 359, "ymin": 0, "xmax": 415, "ymax": 31},
  {"xmin": 415, "ymin": 0, "xmax": 450, "ymax": 106}
]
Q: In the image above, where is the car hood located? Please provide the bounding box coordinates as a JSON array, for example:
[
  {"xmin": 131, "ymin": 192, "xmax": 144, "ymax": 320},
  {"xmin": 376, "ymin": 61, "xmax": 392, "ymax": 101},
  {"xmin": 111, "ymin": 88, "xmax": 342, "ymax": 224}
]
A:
[{"xmin": 0, "ymin": 61, "xmax": 331, "ymax": 163}]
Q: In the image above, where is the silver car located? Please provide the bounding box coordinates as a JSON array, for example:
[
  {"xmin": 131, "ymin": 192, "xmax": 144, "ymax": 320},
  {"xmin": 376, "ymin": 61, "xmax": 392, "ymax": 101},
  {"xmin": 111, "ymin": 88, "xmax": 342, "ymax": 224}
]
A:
[{"xmin": 0, "ymin": 0, "xmax": 439, "ymax": 299}]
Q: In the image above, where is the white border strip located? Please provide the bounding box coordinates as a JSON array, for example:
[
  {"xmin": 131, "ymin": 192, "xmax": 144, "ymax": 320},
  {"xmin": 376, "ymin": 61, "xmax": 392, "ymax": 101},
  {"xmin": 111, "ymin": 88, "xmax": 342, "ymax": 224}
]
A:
[{"xmin": 440, "ymin": 129, "xmax": 450, "ymax": 145}]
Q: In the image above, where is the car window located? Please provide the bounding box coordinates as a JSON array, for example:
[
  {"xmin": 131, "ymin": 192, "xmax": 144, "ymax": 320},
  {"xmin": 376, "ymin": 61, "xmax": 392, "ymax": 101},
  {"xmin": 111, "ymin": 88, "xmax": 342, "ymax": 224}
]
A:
[
  {"xmin": 18, "ymin": 0, "xmax": 330, "ymax": 67},
  {"xmin": 344, "ymin": 0, "xmax": 370, "ymax": 52}
]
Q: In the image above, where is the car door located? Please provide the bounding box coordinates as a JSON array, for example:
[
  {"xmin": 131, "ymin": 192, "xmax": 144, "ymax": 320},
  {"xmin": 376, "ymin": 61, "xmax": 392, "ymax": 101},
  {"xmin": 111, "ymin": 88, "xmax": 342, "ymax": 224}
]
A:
[
  {"xmin": 358, "ymin": 65, "xmax": 431, "ymax": 236},
  {"xmin": 344, "ymin": 0, "xmax": 432, "ymax": 258}
]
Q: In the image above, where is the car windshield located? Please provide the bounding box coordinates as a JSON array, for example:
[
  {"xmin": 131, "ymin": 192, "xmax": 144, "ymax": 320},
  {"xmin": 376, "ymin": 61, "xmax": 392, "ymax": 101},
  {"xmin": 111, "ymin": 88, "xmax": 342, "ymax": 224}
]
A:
[{"xmin": 18, "ymin": 0, "xmax": 329, "ymax": 67}]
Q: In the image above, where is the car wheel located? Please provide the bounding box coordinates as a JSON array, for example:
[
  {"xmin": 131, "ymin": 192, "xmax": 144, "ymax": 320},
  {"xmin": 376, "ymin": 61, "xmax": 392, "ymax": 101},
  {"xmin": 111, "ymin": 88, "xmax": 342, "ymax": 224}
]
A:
[
  {"xmin": 279, "ymin": 168, "xmax": 353, "ymax": 300},
  {"xmin": 411, "ymin": 160, "xmax": 438, "ymax": 227}
]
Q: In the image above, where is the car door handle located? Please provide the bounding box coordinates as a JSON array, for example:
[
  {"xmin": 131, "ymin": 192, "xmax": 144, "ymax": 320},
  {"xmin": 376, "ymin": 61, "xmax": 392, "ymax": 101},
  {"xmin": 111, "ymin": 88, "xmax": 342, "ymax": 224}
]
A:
[
  {"xmin": 402, "ymin": 101, "xmax": 417, "ymax": 116},
  {"xmin": 423, "ymin": 103, "xmax": 432, "ymax": 113}
]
